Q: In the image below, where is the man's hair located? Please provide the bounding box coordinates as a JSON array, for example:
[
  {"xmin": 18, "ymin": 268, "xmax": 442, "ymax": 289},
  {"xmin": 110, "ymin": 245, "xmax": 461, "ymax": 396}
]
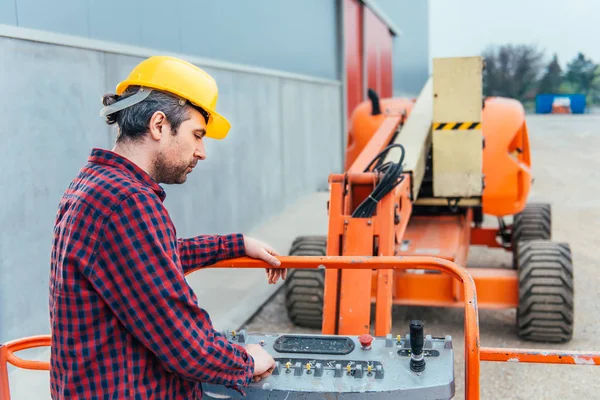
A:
[{"xmin": 102, "ymin": 85, "xmax": 209, "ymax": 142}]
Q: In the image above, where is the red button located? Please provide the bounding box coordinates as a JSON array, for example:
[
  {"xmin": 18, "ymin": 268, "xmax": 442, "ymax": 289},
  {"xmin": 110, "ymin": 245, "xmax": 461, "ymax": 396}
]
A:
[{"xmin": 359, "ymin": 334, "xmax": 374, "ymax": 348}]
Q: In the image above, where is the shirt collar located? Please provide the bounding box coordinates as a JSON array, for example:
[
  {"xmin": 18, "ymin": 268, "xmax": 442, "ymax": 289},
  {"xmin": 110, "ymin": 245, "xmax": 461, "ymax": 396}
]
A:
[{"xmin": 88, "ymin": 148, "xmax": 166, "ymax": 201}]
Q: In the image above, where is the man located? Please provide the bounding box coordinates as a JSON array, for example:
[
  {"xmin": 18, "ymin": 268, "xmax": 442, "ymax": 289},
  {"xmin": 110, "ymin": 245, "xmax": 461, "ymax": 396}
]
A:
[{"xmin": 49, "ymin": 55, "xmax": 284, "ymax": 399}]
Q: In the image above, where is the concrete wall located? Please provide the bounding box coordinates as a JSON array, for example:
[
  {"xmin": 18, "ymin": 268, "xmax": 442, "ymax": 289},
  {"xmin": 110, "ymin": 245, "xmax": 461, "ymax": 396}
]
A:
[
  {"xmin": 375, "ymin": 0, "xmax": 430, "ymax": 97},
  {"xmin": 1, "ymin": 0, "xmax": 340, "ymax": 80},
  {"xmin": 0, "ymin": 31, "xmax": 342, "ymax": 344}
]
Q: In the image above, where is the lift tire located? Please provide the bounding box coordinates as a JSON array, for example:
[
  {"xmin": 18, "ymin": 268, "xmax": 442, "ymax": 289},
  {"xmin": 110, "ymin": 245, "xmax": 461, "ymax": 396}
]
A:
[
  {"xmin": 512, "ymin": 203, "xmax": 551, "ymax": 243},
  {"xmin": 517, "ymin": 240, "xmax": 574, "ymax": 343},
  {"xmin": 512, "ymin": 203, "xmax": 552, "ymax": 268},
  {"xmin": 285, "ymin": 236, "xmax": 327, "ymax": 329}
]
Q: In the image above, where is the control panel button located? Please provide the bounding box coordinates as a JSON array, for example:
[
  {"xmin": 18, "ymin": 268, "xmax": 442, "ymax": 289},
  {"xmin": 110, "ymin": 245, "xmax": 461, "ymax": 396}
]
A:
[
  {"xmin": 314, "ymin": 362, "xmax": 323, "ymax": 377},
  {"xmin": 354, "ymin": 364, "xmax": 364, "ymax": 378},
  {"xmin": 385, "ymin": 334, "xmax": 394, "ymax": 347},
  {"xmin": 375, "ymin": 365, "xmax": 384, "ymax": 379},
  {"xmin": 334, "ymin": 363, "xmax": 343, "ymax": 377},
  {"xmin": 294, "ymin": 362, "xmax": 302, "ymax": 376},
  {"xmin": 359, "ymin": 334, "xmax": 374, "ymax": 350}
]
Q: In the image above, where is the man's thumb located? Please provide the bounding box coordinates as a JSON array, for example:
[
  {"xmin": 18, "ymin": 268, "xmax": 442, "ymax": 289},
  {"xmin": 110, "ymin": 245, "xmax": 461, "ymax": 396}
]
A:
[{"xmin": 264, "ymin": 250, "xmax": 281, "ymax": 267}]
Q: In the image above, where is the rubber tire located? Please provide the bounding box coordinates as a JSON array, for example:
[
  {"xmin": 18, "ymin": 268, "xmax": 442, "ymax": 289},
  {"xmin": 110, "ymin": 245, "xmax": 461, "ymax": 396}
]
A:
[
  {"xmin": 512, "ymin": 203, "xmax": 552, "ymax": 243},
  {"xmin": 512, "ymin": 203, "xmax": 552, "ymax": 268},
  {"xmin": 284, "ymin": 236, "xmax": 327, "ymax": 329},
  {"xmin": 516, "ymin": 240, "xmax": 574, "ymax": 343}
]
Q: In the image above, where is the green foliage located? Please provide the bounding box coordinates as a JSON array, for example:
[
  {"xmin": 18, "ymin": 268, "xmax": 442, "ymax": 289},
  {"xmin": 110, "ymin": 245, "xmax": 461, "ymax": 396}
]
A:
[
  {"xmin": 537, "ymin": 54, "xmax": 562, "ymax": 95},
  {"xmin": 482, "ymin": 44, "xmax": 545, "ymax": 101},
  {"xmin": 482, "ymin": 46, "xmax": 600, "ymax": 105}
]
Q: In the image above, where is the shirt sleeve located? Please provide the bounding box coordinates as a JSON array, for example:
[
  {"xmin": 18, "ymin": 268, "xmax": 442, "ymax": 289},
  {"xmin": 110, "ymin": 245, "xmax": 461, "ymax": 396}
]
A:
[
  {"xmin": 84, "ymin": 190, "xmax": 254, "ymax": 390},
  {"xmin": 178, "ymin": 234, "xmax": 246, "ymax": 275}
]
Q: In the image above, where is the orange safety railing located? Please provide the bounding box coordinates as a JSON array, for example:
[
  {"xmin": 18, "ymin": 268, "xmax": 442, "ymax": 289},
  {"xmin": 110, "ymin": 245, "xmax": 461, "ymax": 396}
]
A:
[{"xmin": 1, "ymin": 256, "xmax": 599, "ymax": 400}]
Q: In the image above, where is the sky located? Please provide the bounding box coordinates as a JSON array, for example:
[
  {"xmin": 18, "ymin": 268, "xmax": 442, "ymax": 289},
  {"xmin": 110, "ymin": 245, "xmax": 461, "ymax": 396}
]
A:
[{"xmin": 428, "ymin": 0, "xmax": 600, "ymax": 71}]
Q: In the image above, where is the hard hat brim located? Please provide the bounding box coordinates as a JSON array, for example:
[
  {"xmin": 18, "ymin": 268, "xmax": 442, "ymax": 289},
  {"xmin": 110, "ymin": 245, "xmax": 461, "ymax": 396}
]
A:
[{"xmin": 205, "ymin": 109, "xmax": 231, "ymax": 140}]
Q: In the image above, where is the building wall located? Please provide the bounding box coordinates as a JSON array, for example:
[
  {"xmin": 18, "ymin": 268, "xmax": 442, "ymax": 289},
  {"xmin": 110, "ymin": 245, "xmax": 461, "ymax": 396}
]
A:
[
  {"xmin": 0, "ymin": 31, "xmax": 342, "ymax": 344},
  {"xmin": 375, "ymin": 0, "xmax": 430, "ymax": 97},
  {"xmin": 2, "ymin": 0, "xmax": 340, "ymax": 80},
  {"xmin": 0, "ymin": 0, "xmax": 431, "ymax": 344}
]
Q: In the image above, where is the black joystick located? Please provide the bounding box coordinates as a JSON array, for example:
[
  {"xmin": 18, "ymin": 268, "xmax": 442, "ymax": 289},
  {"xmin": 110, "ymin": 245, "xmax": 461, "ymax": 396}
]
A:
[{"xmin": 409, "ymin": 320, "xmax": 426, "ymax": 373}]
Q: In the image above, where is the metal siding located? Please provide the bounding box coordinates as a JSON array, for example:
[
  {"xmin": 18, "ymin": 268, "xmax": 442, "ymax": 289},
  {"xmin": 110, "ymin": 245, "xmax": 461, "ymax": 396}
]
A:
[
  {"xmin": 365, "ymin": 6, "xmax": 393, "ymax": 99},
  {"xmin": 180, "ymin": 0, "xmax": 339, "ymax": 80},
  {"xmin": 139, "ymin": 0, "xmax": 182, "ymax": 53},
  {"xmin": 0, "ymin": 0, "xmax": 17, "ymax": 25},
  {"xmin": 374, "ymin": 0, "xmax": 430, "ymax": 97},
  {"xmin": 16, "ymin": 0, "xmax": 89, "ymax": 37},
  {"xmin": 88, "ymin": 0, "xmax": 144, "ymax": 48},
  {"xmin": 343, "ymin": 0, "xmax": 363, "ymax": 119}
]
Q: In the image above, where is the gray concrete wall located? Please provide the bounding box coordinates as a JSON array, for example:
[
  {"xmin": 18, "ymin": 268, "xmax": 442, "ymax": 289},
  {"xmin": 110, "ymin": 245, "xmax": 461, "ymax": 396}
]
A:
[
  {"xmin": 4, "ymin": 0, "xmax": 340, "ymax": 80},
  {"xmin": 0, "ymin": 33, "xmax": 342, "ymax": 344},
  {"xmin": 375, "ymin": 0, "xmax": 430, "ymax": 97}
]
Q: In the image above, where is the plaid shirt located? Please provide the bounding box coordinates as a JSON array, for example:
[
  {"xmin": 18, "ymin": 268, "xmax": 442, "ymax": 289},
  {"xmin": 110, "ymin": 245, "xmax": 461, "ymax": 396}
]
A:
[{"xmin": 49, "ymin": 148, "xmax": 254, "ymax": 399}]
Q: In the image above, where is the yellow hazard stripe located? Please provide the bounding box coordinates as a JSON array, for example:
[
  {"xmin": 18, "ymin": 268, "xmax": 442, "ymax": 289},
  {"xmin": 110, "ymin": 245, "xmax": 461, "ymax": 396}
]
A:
[{"xmin": 432, "ymin": 122, "xmax": 481, "ymax": 130}]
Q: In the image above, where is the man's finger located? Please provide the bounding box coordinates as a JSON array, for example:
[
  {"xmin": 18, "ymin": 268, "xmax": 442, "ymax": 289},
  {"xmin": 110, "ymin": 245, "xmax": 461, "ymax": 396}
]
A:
[
  {"xmin": 262, "ymin": 249, "xmax": 281, "ymax": 267},
  {"xmin": 272, "ymin": 270, "xmax": 281, "ymax": 284}
]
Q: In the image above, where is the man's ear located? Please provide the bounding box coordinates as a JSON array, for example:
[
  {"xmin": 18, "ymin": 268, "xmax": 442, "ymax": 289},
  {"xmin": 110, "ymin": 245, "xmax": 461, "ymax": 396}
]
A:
[{"xmin": 148, "ymin": 111, "xmax": 167, "ymax": 141}]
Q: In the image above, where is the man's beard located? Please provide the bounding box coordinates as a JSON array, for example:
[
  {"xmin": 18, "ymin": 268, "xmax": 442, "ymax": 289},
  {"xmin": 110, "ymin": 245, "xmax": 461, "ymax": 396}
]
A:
[{"xmin": 152, "ymin": 152, "xmax": 190, "ymax": 184}]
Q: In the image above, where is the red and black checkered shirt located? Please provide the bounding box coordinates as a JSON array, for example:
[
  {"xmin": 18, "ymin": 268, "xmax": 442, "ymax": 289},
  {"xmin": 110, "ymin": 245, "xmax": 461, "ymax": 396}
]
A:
[{"xmin": 49, "ymin": 148, "xmax": 254, "ymax": 399}]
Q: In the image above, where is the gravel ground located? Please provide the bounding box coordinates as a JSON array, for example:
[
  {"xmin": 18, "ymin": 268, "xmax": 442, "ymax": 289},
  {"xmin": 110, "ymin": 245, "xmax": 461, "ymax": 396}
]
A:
[{"xmin": 244, "ymin": 114, "xmax": 600, "ymax": 399}]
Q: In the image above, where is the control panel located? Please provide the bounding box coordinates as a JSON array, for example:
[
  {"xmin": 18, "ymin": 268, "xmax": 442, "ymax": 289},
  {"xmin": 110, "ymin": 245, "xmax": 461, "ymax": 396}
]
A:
[{"xmin": 202, "ymin": 321, "xmax": 455, "ymax": 399}]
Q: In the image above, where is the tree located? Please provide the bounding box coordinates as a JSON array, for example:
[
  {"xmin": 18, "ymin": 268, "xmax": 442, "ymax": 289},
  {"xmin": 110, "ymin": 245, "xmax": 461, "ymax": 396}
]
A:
[
  {"xmin": 565, "ymin": 52, "xmax": 600, "ymax": 100},
  {"xmin": 482, "ymin": 44, "xmax": 545, "ymax": 101},
  {"xmin": 537, "ymin": 54, "xmax": 563, "ymax": 94}
]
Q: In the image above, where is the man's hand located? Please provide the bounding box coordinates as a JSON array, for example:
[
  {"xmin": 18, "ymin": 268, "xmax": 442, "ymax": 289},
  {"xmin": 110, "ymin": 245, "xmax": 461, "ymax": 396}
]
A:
[
  {"xmin": 245, "ymin": 344, "xmax": 276, "ymax": 382},
  {"xmin": 243, "ymin": 236, "xmax": 287, "ymax": 284}
]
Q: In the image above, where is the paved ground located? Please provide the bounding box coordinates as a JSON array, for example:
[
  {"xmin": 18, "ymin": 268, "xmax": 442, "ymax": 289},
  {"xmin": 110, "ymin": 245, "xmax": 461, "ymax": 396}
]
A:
[{"xmin": 244, "ymin": 114, "xmax": 600, "ymax": 399}]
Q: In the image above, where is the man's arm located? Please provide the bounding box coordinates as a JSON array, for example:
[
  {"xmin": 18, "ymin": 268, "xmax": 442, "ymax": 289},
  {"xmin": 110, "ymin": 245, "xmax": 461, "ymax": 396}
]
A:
[
  {"xmin": 178, "ymin": 234, "xmax": 246, "ymax": 275},
  {"xmin": 84, "ymin": 191, "xmax": 254, "ymax": 389}
]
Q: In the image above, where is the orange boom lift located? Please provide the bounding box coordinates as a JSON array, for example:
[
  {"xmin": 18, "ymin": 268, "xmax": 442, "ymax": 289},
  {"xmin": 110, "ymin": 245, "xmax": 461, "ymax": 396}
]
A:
[{"xmin": 284, "ymin": 56, "xmax": 570, "ymax": 342}]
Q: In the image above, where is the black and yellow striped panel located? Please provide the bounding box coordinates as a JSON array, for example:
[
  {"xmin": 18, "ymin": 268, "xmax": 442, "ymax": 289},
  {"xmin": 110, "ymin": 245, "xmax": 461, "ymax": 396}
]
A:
[{"xmin": 432, "ymin": 122, "xmax": 481, "ymax": 130}]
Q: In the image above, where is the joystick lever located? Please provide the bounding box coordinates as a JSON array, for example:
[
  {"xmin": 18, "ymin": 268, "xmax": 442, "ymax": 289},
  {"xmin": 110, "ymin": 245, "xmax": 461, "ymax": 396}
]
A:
[{"xmin": 409, "ymin": 320, "xmax": 426, "ymax": 373}]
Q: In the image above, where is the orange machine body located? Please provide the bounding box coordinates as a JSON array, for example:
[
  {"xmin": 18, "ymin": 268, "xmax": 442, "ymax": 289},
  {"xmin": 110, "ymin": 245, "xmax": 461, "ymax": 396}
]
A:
[
  {"xmin": 481, "ymin": 97, "xmax": 532, "ymax": 216},
  {"xmin": 322, "ymin": 95, "xmax": 537, "ymax": 338},
  {"xmin": 346, "ymin": 95, "xmax": 532, "ymax": 216},
  {"xmin": 344, "ymin": 97, "xmax": 415, "ymax": 171}
]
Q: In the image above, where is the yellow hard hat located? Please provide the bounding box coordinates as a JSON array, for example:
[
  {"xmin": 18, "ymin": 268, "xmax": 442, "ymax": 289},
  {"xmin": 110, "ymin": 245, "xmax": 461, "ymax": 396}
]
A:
[{"xmin": 113, "ymin": 56, "xmax": 230, "ymax": 139}]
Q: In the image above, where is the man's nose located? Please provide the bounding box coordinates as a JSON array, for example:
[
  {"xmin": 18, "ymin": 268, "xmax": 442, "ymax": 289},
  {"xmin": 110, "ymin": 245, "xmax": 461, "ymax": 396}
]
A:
[{"xmin": 195, "ymin": 140, "xmax": 207, "ymax": 160}]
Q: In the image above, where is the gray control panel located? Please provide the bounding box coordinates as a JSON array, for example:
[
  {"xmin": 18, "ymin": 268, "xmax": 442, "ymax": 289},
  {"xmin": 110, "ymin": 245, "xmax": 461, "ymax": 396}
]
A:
[{"xmin": 202, "ymin": 321, "xmax": 455, "ymax": 399}]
